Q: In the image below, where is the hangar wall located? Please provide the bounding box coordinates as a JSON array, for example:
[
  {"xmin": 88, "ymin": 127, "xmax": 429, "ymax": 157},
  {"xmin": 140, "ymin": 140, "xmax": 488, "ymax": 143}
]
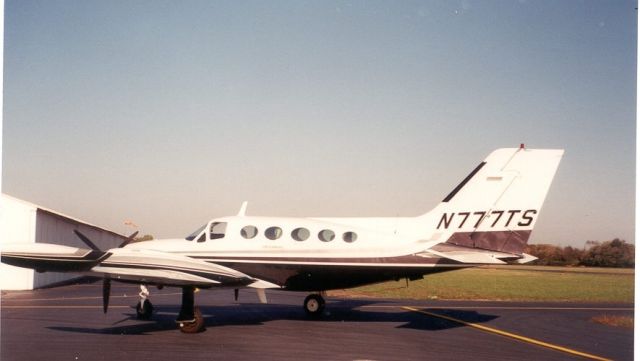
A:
[
  {"xmin": 1, "ymin": 194, "xmax": 130, "ymax": 290},
  {"xmin": 0, "ymin": 194, "xmax": 37, "ymax": 290}
]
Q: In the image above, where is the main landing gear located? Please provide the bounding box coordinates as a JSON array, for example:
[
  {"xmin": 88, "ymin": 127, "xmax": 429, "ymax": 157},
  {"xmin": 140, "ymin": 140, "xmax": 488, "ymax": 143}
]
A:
[
  {"xmin": 134, "ymin": 284, "xmax": 204, "ymax": 333},
  {"xmin": 303, "ymin": 293, "xmax": 325, "ymax": 317},
  {"xmin": 135, "ymin": 285, "xmax": 153, "ymax": 320},
  {"xmin": 176, "ymin": 286, "xmax": 205, "ymax": 333}
]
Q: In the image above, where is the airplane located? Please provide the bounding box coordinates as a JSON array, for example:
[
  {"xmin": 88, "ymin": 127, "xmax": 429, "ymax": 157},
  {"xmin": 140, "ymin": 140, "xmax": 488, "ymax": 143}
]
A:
[{"xmin": 1, "ymin": 146, "xmax": 563, "ymax": 333}]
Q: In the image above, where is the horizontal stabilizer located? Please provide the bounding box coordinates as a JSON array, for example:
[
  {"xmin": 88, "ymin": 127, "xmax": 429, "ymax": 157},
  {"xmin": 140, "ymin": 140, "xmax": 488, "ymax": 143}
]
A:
[
  {"xmin": 513, "ymin": 253, "xmax": 538, "ymax": 264},
  {"xmin": 425, "ymin": 249, "xmax": 507, "ymax": 264}
]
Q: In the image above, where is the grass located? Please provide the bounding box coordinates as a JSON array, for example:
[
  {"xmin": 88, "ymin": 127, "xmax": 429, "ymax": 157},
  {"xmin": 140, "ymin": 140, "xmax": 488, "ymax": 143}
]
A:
[{"xmin": 330, "ymin": 266, "xmax": 634, "ymax": 303}]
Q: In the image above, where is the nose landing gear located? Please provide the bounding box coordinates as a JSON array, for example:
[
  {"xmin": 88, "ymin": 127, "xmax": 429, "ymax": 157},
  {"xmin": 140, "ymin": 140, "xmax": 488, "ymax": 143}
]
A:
[{"xmin": 135, "ymin": 285, "xmax": 153, "ymax": 320}]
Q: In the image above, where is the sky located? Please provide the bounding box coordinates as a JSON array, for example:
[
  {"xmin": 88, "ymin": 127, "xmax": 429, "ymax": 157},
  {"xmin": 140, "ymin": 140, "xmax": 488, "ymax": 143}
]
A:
[{"xmin": 1, "ymin": 0, "xmax": 637, "ymax": 246}]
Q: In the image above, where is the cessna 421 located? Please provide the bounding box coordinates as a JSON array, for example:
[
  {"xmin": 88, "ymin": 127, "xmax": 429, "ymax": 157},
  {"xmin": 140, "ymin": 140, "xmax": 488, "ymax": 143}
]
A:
[{"xmin": 2, "ymin": 146, "xmax": 563, "ymax": 333}]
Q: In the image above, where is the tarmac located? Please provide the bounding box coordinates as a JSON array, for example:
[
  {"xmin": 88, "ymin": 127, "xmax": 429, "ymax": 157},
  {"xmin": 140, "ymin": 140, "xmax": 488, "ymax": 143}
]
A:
[{"xmin": 1, "ymin": 281, "xmax": 633, "ymax": 361}]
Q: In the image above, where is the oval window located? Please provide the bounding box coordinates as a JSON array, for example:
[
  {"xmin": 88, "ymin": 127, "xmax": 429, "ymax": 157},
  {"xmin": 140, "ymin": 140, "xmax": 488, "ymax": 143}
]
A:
[
  {"xmin": 265, "ymin": 227, "xmax": 283, "ymax": 240},
  {"xmin": 342, "ymin": 232, "xmax": 358, "ymax": 243},
  {"xmin": 318, "ymin": 229, "xmax": 335, "ymax": 242},
  {"xmin": 241, "ymin": 225, "xmax": 258, "ymax": 239},
  {"xmin": 291, "ymin": 228, "xmax": 310, "ymax": 241}
]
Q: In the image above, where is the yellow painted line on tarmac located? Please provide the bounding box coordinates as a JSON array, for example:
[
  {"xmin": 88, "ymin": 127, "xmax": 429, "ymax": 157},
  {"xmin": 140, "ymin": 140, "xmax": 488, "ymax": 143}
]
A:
[
  {"xmin": 402, "ymin": 306, "xmax": 612, "ymax": 361},
  {"xmin": 360, "ymin": 305, "xmax": 633, "ymax": 311}
]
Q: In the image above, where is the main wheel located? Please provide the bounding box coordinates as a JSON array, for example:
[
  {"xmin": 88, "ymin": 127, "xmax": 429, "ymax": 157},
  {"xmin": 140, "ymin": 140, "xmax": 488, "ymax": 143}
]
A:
[
  {"xmin": 178, "ymin": 307, "xmax": 204, "ymax": 333},
  {"xmin": 303, "ymin": 294, "xmax": 325, "ymax": 317},
  {"xmin": 136, "ymin": 300, "xmax": 153, "ymax": 320}
]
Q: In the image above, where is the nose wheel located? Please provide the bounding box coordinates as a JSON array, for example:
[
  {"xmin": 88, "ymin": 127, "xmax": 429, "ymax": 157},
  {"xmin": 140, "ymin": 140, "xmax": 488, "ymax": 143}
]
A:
[{"xmin": 303, "ymin": 294, "xmax": 325, "ymax": 316}]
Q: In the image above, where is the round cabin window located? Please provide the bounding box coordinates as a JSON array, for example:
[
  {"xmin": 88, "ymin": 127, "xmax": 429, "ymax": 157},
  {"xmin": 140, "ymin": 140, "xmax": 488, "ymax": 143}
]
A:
[
  {"xmin": 241, "ymin": 225, "xmax": 258, "ymax": 239},
  {"xmin": 318, "ymin": 229, "xmax": 335, "ymax": 242},
  {"xmin": 291, "ymin": 227, "xmax": 310, "ymax": 241},
  {"xmin": 265, "ymin": 227, "xmax": 283, "ymax": 240}
]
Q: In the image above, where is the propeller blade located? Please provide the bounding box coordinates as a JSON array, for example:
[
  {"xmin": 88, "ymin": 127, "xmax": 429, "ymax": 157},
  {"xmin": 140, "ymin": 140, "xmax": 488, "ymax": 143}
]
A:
[
  {"xmin": 234, "ymin": 289, "xmax": 239, "ymax": 301},
  {"xmin": 103, "ymin": 278, "xmax": 111, "ymax": 313},
  {"xmin": 118, "ymin": 231, "xmax": 139, "ymax": 248},
  {"xmin": 73, "ymin": 230, "xmax": 101, "ymax": 251}
]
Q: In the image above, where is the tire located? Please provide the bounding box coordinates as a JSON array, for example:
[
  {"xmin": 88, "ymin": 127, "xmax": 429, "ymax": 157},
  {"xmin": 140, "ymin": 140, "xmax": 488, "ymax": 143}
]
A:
[
  {"xmin": 178, "ymin": 307, "xmax": 205, "ymax": 333},
  {"xmin": 136, "ymin": 300, "xmax": 153, "ymax": 320},
  {"xmin": 303, "ymin": 294, "xmax": 325, "ymax": 317}
]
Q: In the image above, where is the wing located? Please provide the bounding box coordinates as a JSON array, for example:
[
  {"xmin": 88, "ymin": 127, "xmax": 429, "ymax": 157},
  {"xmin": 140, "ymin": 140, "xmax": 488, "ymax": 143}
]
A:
[
  {"xmin": 1, "ymin": 243, "xmax": 108, "ymax": 272},
  {"xmin": 1, "ymin": 243, "xmax": 277, "ymax": 289},
  {"xmin": 93, "ymin": 247, "xmax": 265, "ymax": 288}
]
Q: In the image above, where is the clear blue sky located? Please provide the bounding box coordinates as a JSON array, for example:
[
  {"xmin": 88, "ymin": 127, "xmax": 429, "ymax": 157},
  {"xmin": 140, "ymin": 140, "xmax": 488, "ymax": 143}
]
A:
[{"xmin": 2, "ymin": 0, "xmax": 636, "ymax": 246}]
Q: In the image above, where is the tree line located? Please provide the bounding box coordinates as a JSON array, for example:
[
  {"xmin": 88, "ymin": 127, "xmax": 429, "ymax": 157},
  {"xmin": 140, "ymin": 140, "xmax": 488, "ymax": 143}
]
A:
[{"xmin": 525, "ymin": 239, "xmax": 634, "ymax": 268}]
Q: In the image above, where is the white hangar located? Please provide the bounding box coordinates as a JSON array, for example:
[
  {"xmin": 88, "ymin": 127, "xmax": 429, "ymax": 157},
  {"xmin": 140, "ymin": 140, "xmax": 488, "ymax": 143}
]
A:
[{"xmin": 1, "ymin": 193, "xmax": 130, "ymax": 290}]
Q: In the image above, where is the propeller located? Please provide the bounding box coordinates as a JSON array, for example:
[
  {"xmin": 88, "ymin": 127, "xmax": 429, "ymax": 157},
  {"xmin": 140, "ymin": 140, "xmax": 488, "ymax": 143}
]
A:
[
  {"xmin": 103, "ymin": 277, "xmax": 111, "ymax": 313},
  {"xmin": 74, "ymin": 229, "xmax": 139, "ymax": 313},
  {"xmin": 118, "ymin": 231, "xmax": 139, "ymax": 248}
]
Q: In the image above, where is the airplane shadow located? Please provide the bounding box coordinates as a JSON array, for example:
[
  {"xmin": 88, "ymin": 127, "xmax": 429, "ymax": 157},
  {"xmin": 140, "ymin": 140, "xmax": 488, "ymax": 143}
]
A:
[{"xmin": 47, "ymin": 298, "xmax": 499, "ymax": 335}]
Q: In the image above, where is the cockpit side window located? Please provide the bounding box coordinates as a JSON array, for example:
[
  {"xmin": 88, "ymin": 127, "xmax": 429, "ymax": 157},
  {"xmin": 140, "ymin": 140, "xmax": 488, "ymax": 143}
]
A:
[
  {"xmin": 210, "ymin": 222, "xmax": 227, "ymax": 240},
  {"xmin": 186, "ymin": 224, "xmax": 207, "ymax": 241}
]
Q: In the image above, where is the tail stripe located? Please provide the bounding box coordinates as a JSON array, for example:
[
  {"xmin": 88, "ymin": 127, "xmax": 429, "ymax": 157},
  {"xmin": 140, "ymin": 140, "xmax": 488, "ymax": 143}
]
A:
[{"xmin": 442, "ymin": 161, "xmax": 486, "ymax": 202}]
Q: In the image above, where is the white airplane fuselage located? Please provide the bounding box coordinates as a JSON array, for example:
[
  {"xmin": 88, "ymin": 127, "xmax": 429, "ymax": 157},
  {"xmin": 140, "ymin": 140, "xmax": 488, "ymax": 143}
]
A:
[{"xmin": 125, "ymin": 214, "xmax": 455, "ymax": 291}]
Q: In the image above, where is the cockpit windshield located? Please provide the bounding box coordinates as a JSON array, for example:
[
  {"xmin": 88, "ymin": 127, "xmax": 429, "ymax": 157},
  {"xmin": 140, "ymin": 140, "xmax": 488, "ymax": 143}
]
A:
[{"xmin": 185, "ymin": 224, "xmax": 207, "ymax": 241}]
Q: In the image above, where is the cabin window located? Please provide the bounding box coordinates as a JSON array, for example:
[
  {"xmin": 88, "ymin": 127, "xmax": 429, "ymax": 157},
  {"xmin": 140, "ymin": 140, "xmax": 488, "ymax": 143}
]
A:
[
  {"xmin": 241, "ymin": 225, "xmax": 258, "ymax": 239},
  {"xmin": 210, "ymin": 222, "xmax": 227, "ymax": 240},
  {"xmin": 265, "ymin": 227, "xmax": 283, "ymax": 240},
  {"xmin": 291, "ymin": 227, "xmax": 310, "ymax": 241},
  {"xmin": 343, "ymin": 232, "xmax": 358, "ymax": 243},
  {"xmin": 318, "ymin": 229, "xmax": 335, "ymax": 242},
  {"xmin": 196, "ymin": 233, "xmax": 206, "ymax": 243}
]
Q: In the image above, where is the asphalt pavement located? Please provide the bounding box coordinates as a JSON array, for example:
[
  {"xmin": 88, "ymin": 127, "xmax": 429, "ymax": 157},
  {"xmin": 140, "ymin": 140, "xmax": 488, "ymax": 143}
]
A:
[{"xmin": 1, "ymin": 282, "xmax": 633, "ymax": 361}]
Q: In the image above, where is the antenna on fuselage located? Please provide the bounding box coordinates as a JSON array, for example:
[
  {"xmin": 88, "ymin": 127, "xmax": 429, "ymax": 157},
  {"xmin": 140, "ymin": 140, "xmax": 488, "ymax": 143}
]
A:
[{"xmin": 237, "ymin": 201, "xmax": 249, "ymax": 216}]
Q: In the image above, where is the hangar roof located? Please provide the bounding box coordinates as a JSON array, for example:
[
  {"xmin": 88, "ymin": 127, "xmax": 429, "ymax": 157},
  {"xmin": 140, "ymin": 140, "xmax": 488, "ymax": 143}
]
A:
[{"xmin": 2, "ymin": 193, "xmax": 129, "ymax": 241}]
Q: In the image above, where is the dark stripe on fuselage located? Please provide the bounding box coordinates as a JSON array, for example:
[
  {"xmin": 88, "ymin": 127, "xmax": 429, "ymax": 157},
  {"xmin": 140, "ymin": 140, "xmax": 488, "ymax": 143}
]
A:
[
  {"xmin": 98, "ymin": 262, "xmax": 253, "ymax": 288},
  {"xmin": 187, "ymin": 254, "xmax": 463, "ymax": 291},
  {"xmin": 191, "ymin": 254, "xmax": 459, "ymax": 265},
  {"xmin": 212, "ymin": 261, "xmax": 467, "ymax": 291}
]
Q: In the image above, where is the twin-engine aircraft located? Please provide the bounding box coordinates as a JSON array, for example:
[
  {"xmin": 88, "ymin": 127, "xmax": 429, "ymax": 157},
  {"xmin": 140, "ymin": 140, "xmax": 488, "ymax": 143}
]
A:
[{"xmin": 2, "ymin": 146, "xmax": 563, "ymax": 333}]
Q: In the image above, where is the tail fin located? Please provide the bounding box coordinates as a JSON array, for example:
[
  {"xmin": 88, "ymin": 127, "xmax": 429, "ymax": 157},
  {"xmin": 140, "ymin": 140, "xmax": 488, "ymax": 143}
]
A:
[{"xmin": 424, "ymin": 147, "xmax": 564, "ymax": 255}]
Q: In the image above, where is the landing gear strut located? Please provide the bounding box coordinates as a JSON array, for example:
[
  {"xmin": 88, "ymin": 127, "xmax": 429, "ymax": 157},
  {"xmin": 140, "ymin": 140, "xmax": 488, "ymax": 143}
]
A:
[
  {"xmin": 176, "ymin": 286, "xmax": 205, "ymax": 333},
  {"xmin": 303, "ymin": 294, "xmax": 325, "ymax": 317},
  {"xmin": 136, "ymin": 285, "xmax": 153, "ymax": 320}
]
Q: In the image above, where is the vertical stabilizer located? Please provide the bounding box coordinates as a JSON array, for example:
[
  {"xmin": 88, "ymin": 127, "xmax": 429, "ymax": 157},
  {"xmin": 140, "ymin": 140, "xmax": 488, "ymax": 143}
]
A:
[{"xmin": 423, "ymin": 147, "xmax": 563, "ymax": 254}]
